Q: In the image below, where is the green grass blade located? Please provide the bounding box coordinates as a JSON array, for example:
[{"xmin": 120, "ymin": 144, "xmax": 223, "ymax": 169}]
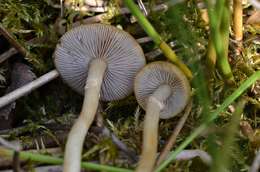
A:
[
  {"xmin": 0, "ymin": 147, "xmax": 133, "ymax": 172},
  {"xmin": 155, "ymin": 71, "xmax": 260, "ymax": 172}
]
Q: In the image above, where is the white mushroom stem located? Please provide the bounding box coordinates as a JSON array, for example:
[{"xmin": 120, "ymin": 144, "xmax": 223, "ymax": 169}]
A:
[
  {"xmin": 136, "ymin": 84, "xmax": 171, "ymax": 172},
  {"xmin": 63, "ymin": 58, "xmax": 107, "ymax": 172}
]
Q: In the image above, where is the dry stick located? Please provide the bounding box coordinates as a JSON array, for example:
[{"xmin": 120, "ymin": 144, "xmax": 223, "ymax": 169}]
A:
[
  {"xmin": 0, "ymin": 70, "xmax": 59, "ymax": 108},
  {"xmin": 0, "ymin": 25, "xmax": 29, "ymax": 58},
  {"xmin": 233, "ymin": 0, "xmax": 243, "ymax": 42},
  {"xmin": 58, "ymin": 4, "xmax": 168, "ymax": 34},
  {"xmin": 156, "ymin": 100, "xmax": 193, "ymax": 166},
  {"xmin": 0, "ymin": 36, "xmax": 47, "ymax": 64},
  {"xmin": 0, "ymin": 48, "xmax": 17, "ymax": 63},
  {"xmin": 250, "ymin": 151, "xmax": 260, "ymax": 172},
  {"xmin": 173, "ymin": 149, "xmax": 212, "ymax": 165},
  {"xmin": 95, "ymin": 108, "xmax": 137, "ymax": 162}
]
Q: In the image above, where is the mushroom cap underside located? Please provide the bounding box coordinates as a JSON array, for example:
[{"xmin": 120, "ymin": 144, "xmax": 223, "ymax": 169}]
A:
[
  {"xmin": 134, "ymin": 61, "xmax": 191, "ymax": 119},
  {"xmin": 54, "ymin": 24, "xmax": 146, "ymax": 101}
]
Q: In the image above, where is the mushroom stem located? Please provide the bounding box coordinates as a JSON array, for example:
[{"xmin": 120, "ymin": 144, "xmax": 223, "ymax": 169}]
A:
[
  {"xmin": 63, "ymin": 58, "xmax": 107, "ymax": 172},
  {"xmin": 136, "ymin": 84, "xmax": 171, "ymax": 172}
]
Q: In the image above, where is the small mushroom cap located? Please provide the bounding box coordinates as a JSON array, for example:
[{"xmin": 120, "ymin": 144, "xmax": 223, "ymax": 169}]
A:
[
  {"xmin": 134, "ymin": 61, "xmax": 191, "ymax": 119},
  {"xmin": 54, "ymin": 24, "xmax": 146, "ymax": 101}
]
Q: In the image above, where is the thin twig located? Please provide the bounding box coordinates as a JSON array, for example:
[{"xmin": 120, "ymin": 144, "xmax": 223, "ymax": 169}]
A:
[
  {"xmin": 0, "ymin": 48, "xmax": 17, "ymax": 63},
  {"xmin": 95, "ymin": 106, "xmax": 137, "ymax": 162},
  {"xmin": 0, "ymin": 70, "xmax": 59, "ymax": 109},
  {"xmin": 137, "ymin": 0, "xmax": 148, "ymax": 16},
  {"xmin": 233, "ymin": 0, "xmax": 243, "ymax": 41},
  {"xmin": 0, "ymin": 137, "xmax": 21, "ymax": 151},
  {"xmin": 57, "ymin": 3, "xmax": 168, "ymax": 35},
  {"xmin": 174, "ymin": 149, "xmax": 212, "ymax": 165},
  {"xmin": 0, "ymin": 25, "xmax": 29, "ymax": 58},
  {"xmin": 156, "ymin": 100, "xmax": 193, "ymax": 166},
  {"xmin": 0, "ymin": 36, "xmax": 48, "ymax": 64},
  {"xmin": 250, "ymin": 151, "xmax": 260, "ymax": 172}
]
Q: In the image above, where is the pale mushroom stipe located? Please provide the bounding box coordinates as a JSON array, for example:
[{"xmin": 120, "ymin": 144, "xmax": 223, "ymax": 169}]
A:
[
  {"xmin": 134, "ymin": 61, "xmax": 191, "ymax": 172},
  {"xmin": 54, "ymin": 24, "xmax": 146, "ymax": 172}
]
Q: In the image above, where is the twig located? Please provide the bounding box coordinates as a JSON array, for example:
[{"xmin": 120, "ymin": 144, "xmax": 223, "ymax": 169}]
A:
[
  {"xmin": 156, "ymin": 100, "xmax": 193, "ymax": 166},
  {"xmin": 0, "ymin": 48, "xmax": 17, "ymax": 63},
  {"xmin": 145, "ymin": 41, "xmax": 177, "ymax": 60},
  {"xmin": 136, "ymin": 37, "xmax": 152, "ymax": 44},
  {"xmin": 0, "ymin": 36, "xmax": 48, "ymax": 64},
  {"xmin": 137, "ymin": 0, "xmax": 148, "ymax": 16},
  {"xmin": 174, "ymin": 149, "xmax": 212, "ymax": 165},
  {"xmin": 233, "ymin": 0, "xmax": 243, "ymax": 42},
  {"xmin": 95, "ymin": 107, "xmax": 137, "ymax": 162},
  {"xmin": 0, "ymin": 70, "xmax": 59, "ymax": 109},
  {"xmin": 250, "ymin": 151, "xmax": 260, "ymax": 172},
  {"xmin": 0, "ymin": 137, "xmax": 20, "ymax": 151},
  {"xmin": 0, "ymin": 25, "xmax": 29, "ymax": 58},
  {"xmin": 57, "ymin": 3, "xmax": 168, "ymax": 35}
]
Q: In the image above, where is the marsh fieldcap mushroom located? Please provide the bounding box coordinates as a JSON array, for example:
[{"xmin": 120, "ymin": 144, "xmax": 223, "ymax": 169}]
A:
[
  {"xmin": 54, "ymin": 24, "xmax": 145, "ymax": 172},
  {"xmin": 134, "ymin": 61, "xmax": 191, "ymax": 172}
]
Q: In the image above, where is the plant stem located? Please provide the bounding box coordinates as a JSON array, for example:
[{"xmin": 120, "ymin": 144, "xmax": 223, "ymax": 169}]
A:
[
  {"xmin": 206, "ymin": 37, "xmax": 217, "ymax": 69},
  {"xmin": 159, "ymin": 42, "xmax": 193, "ymax": 79},
  {"xmin": 233, "ymin": 0, "xmax": 243, "ymax": 41},
  {"xmin": 63, "ymin": 58, "xmax": 107, "ymax": 172},
  {"xmin": 206, "ymin": 0, "xmax": 234, "ymax": 83},
  {"xmin": 0, "ymin": 147, "xmax": 132, "ymax": 172},
  {"xmin": 155, "ymin": 71, "xmax": 260, "ymax": 172},
  {"xmin": 218, "ymin": 0, "xmax": 233, "ymax": 83},
  {"xmin": 136, "ymin": 85, "xmax": 171, "ymax": 172},
  {"xmin": 123, "ymin": 0, "xmax": 192, "ymax": 79}
]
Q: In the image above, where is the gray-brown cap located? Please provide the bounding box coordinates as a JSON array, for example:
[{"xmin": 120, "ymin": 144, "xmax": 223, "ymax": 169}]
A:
[
  {"xmin": 54, "ymin": 24, "xmax": 146, "ymax": 101},
  {"xmin": 134, "ymin": 61, "xmax": 191, "ymax": 119}
]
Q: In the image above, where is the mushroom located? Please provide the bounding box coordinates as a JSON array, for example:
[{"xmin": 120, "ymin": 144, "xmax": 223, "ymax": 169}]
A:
[
  {"xmin": 134, "ymin": 61, "xmax": 191, "ymax": 172},
  {"xmin": 54, "ymin": 24, "xmax": 146, "ymax": 172}
]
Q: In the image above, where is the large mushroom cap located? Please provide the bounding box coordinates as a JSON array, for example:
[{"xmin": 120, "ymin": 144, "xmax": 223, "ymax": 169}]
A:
[
  {"xmin": 54, "ymin": 24, "xmax": 146, "ymax": 101},
  {"xmin": 134, "ymin": 61, "xmax": 191, "ymax": 119}
]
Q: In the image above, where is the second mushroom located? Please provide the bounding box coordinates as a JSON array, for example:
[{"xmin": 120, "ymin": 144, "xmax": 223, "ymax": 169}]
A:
[
  {"xmin": 54, "ymin": 24, "xmax": 146, "ymax": 172},
  {"xmin": 134, "ymin": 61, "xmax": 191, "ymax": 172}
]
